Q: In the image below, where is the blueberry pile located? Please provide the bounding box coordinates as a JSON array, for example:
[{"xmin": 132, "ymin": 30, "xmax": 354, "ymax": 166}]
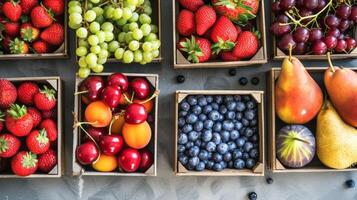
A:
[{"xmin": 177, "ymin": 95, "xmax": 260, "ymax": 172}]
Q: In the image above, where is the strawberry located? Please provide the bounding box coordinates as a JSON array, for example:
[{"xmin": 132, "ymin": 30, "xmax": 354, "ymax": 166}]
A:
[
  {"xmin": 3, "ymin": 22, "xmax": 20, "ymax": 37},
  {"xmin": 210, "ymin": 16, "xmax": 238, "ymax": 54},
  {"xmin": 20, "ymin": 23, "xmax": 40, "ymax": 42},
  {"xmin": 0, "ymin": 79, "xmax": 17, "ymax": 108},
  {"xmin": 195, "ymin": 6, "xmax": 216, "ymax": 36},
  {"xmin": 179, "ymin": 36, "xmax": 211, "ymax": 63},
  {"xmin": 2, "ymin": 1, "xmax": 22, "ymax": 22},
  {"xmin": 20, "ymin": 0, "xmax": 38, "ymax": 14},
  {"xmin": 40, "ymin": 23, "xmax": 64, "ymax": 46},
  {"xmin": 0, "ymin": 134, "xmax": 20, "ymax": 158},
  {"xmin": 235, "ymin": 25, "xmax": 242, "ymax": 38},
  {"xmin": 11, "ymin": 151, "xmax": 38, "ymax": 176},
  {"xmin": 177, "ymin": 9, "xmax": 195, "ymax": 36},
  {"xmin": 2, "ymin": 35, "xmax": 13, "ymax": 53},
  {"xmin": 26, "ymin": 129, "xmax": 50, "ymax": 154},
  {"xmin": 0, "ymin": 110, "xmax": 4, "ymax": 132},
  {"xmin": 38, "ymin": 149, "xmax": 56, "ymax": 173},
  {"xmin": 9, "ymin": 38, "xmax": 29, "ymax": 54},
  {"xmin": 34, "ymin": 85, "xmax": 56, "ymax": 111},
  {"xmin": 41, "ymin": 109, "xmax": 55, "ymax": 119},
  {"xmin": 27, "ymin": 107, "xmax": 41, "ymax": 127},
  {"xmin": 17, "ymin": 81, "xmax": 39, "ymax": 105},
  {"xmin": 43, "ymin": 0, "xmax": 63, "ymax": 16},
  {"xmin": 178, "ymin": 0, "xmax": 204, "ymax": 12},
  {"xmin": 30, "ymin": 5, "xmax": 53, "ymax": 28},
  {"xmin": 39, "ymin": 118, "xmax": 57, "ymax": 142},
  {"xmin": 5, "ymin": 104, "xmax": 33, "ymax": 137},
  {"xmin": 232, "ymin": 31, "xmax": 259, "ymax": 59},
  {"xmin": 220, "ymin": 51, "xmax": 240, "ymax": 61},
  {"xmin": 32, "ymin": 40, "xmax": 50, "ymax": 53}
]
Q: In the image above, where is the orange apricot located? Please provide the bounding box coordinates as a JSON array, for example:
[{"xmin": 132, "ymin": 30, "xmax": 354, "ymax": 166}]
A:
[
  {"xmin": 122, "ymin": 121, "xmax": 152, "ymax": 149},
  {"xmin": 111, "ymin": 114, "xmax": 125, "ymax": 134},
  {"xmin": 85, "ymin": 101, "xmax": 112, "ymax": 128},
  {"xmin": 133, "ymin": 99, "xmax": 154, "ymax": 113},
  {"xmin": 92, "ymin": 154, "xmax": 118, "ymax": 172}
]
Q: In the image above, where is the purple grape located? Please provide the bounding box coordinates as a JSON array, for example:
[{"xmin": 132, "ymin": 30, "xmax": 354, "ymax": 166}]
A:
[
  {"xmin": 293, "ymin": 43, "xmax": 307, "ymax": 54},
  {"xmin": 299, "ymin": 9, "xmax": 313, "ymax": 25},
  {"xmin": 272, "ymin": 1, "xmax": 282, "ymax": 13},
  {"xmin": 311, "ymin": 41, "xmax": 327, "ymax": 55},
  {"xmin": 325, "ymin": 15, "xmax": 341, "ymax": 28},
  {"xmin": 346, "ymin": 37, "xmax": 357, "ymax": 51},
  {"xmin": 315, "ymin": 0, "xmax": 326, "ymax": 12},
  {"xmin": 308, "ymin": 28, "xmax": 323, "ymax": 42},
  {"xmin": 293, "ymin": 27, "xmax": 309, "ymax": 43},
  {"xmin": 278, "ymin": 34, "xmax": 296, "ymax": 51},
  {"xmin": 327, "ymin": 28, "xmax": 341, "ymax": 38},
  {"xmin": 336, "ymin": 4, "xmax": 352, "ymax": 19},
  {"xmin": 338, "ymin": 19, "xmax": 351, "ymax": 32},
  {"xmin": 296, "ymin": 0, "xmax": 304, "ymax": 8},
  {"xmin": 337, "ymin": 33, "xmax": 345, "ymax": 40},
  {"xmin": 279, "ymin": 0, "xmax": 296, "ymax": 11},
  {"xmin": 322, "ymin": 36, "xmax": 337, "ymax": 50},
  {"xmin": 303, "ymin": 0, "xmax": 318, "ymax": 10},
  {"xmin": 270, "ymin": 21, "xmax": 291, "ymax": 36},
  {"xmin": 276, "ymin": 14, "xmax": 289, "ymax": 23},
  {"xmin": 349, "ymin": 7, "xmax": 357, "ymax": 23},
  {"xmin": 335, "ymin": 39, "xmax": 347, "ymax": 53}
]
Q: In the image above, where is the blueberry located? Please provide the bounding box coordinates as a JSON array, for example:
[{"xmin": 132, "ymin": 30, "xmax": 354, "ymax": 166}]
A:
[
  {"xmin": 219, "ymin": 161, "xmax": 227, "ymax": 169},
  {"xmin": 188, "ymin": 131, "xmax": 199, "ymax": 141},
  {"xmin": 229, "ymin": 69, "xmax": 237, "ymax": 76},
  {"xmin": 248, "ymin": 192, "xmax": 257, "ymax": 200},
  {"xmin": 224, "ymin": 96, "xmax": 234, "ymax": 103},
  {"xmin": 239, "ymin": 77, "xmax": 248, "ymax": 86},
  {"xmin": 194, "ymin": 140, "xmax": 202, "ymax": 147},
  {"xmin": 230, "ymin": 130, "xmax": 240, "ymax": 140},
  {"xmin": 346, "ymin": 180, "xmax": 355, "ymax": 188},
  {"xmin": 188, "ymin": 146, "xmax": 200, "ymax": 157},
  {"xmin": 246, "ymin": 101, "xmax": 255, "ymax": 109},
  {"xmin": 179, "ymin": 111, "xmax": 188, "ymax": 117},
  {"xmin": 235, "ymin": 112, "xmax": 243, "ymax": 120},
  {"xmin": 227, "ymin": 141, "xmax": 237, "ymax": 152},
  {"xmin": 195, "ymin": 162, "xmax": 205, "ymax": 171},
  {"xmin": 217, "ymin": 143, "xmax": 229, "ymax": 154},
  {"xmin": 177, "ymin": 145, "xmax": 186, "ymax": 153},
  {"xmin": 180, "ymin": 101, "xmax": 190, "ymax": 111},
  {"xmin": 206, "ymin": 141, "xmax": 216, "ymax": 152},
  {"xmin": 249, "ymin": 148, "xmax": 259, "ymax": 158},
  {"xmin": 214, "ymin": 96, "xmax": 223, "ymax": 104},
  {"xmin": 236, "ymin": 138, "xmax": 246, "ymax": 147},
  {"xmin": 202, "ymin": 130, "xmax": 213, "ymax": 142},
  {"xmin": 178, "ymin": 117, "xmax": 186, "ymax": 127},
  {"xmin": 223, "ymin": 152, "xmax": 232, "ymax": 162},
  {"xmin": 198, "ymin": 96, "xmax": 208, "ymax": 106},
  {"xmin": 212, "ymin": 153, "xmax": 223, "ymax": 162},
  {"xmin": 233, "ymin": 159, "xmax": 245, "ymax": 169},
  {"xmin": 187, "ymin": 96, "xmax": 198, "ymax": 106},
  {"xmin": 178, "ymin": 133, "xmax": 188, "ymax": 144},
  {"xmin": 212, "ymin": 132, "xmax": 222, "ymax": 144},
  {"xmin": 242, "ymin": 152, "xmax": 250, "ymax": 160},
  {"xmin": 203, "ymin": 105, "xmax": 213, "ymax": 114},
  {"xmin": 191, "ymin": 105, "xmax": 202, "ymax": 115},
  {"xmin": 243, "ymin": 128, "xmax": 254, "ymax": 137},
  {"xmin": 219, "ymin": 131, "xmax": 230, "ymax": 143},
  {"xmin": 224, "ymin": 111, "xmax": 235, "ymax": 120},
  {"xmin": 244, "ymin": 110, "xmax": 256, "ymax": 120},
  {"xmin": 241, "ymin": 118, "xmax": 250, "ymax": 127},
  {"xmin": 202, "ymin": 121, "xmax": 212, "ymax": 131},
  {"xmin": 266, "ymin": 177, "xmax": 274, "ymax": 184},
  {"xmin": 186, "ymin": 114, "xmax": 198, "ymax": 124},
  {"xmin": 188, "ymin": 156, "xmax": 199, "ymax": 167},
  {"xmin": 182, "ymin": 124, "xmax": 192, "ymax": 133},
  {"xmin": 246, "ymin": 158, "xmax": 256, "ymax": 169},
  {"xmin": 206, "ymin": 96, "xmax": 213, "ymax": 103},
  {"xmin": 186, "ymin": 163, "xmax": 195, "ymax": 170},
  {"xmin": 198, "ymin": 114, "xmax": 207, "ymax": 121},
  {"xmin": 213, "ymin": 163, "xmax": 223, "ymax": 171},
  {"xmin": 242, "ymin": 95, "xmax": 251, "ymax": 102},
  {"xmin": 198, "ymin": 150, "xmax": 209, "ymax": 161},
  {"xmin": 179, "ymin": 155, "xmax": 189, "ymax": 165},
  {"xmin": 219, "ymin": 105, "xmax": 228, "ymax": 114},
  {"xmin": 244, "ymin": 142, "xmax": 254, "ymax": 152},
  {"xmin": 226, "ymin": 101, "xmax": 237, "ymax": 111},
  {"xmin": 233, "ymin": 95, "xmax": 242, "ymax": 102},
  {"xmin": 228, "ymin": 161, "xmax": 234, "ymax": 168},
  {"xmin": 206, "ymin": 161, "xmax": 214, "ymax": 169},
  {"xmin": 250, "ymin": 119, "xmax": 257, "ymax": 126},
  {"xmin": 185, "ymin": 141, "xmax": 194, "ymax": 149},
  {"xmin": 222, "ymin": 120, "xmax": 234, "ymax": 131},
  {"xmin": 218, "ymin": 114, "xmax": 224, "ymax": 121},
  {"xmin": 211, "ymin": 102, "xmax": 219, "ymax": 110},
  {"xmin": 236, "ymin": 102, "xmax": 246, "ymax": 112},
  {"xmin": 193, "ymin": 121, "xmax": 204, "ymax": 132},
  {"xmin": 234, "ymin": 121, "xmax": 243, "ymax": 130},
  {"xmin": 232, "ymin": 149, "xmax": 243, "ymax": 159},
  {"xmin": 212, "ymin": 122, "xmax": 222, "ymax": 132}
]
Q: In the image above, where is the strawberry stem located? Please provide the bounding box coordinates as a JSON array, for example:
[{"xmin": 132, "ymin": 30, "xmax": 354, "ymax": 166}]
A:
[
  {"xmin": 22, "ymin": 152, "xmax": 38, "ymax": 168},
  {"xmin": 7, "ymin": 104, "xmax": 27, "ymax": 119}
]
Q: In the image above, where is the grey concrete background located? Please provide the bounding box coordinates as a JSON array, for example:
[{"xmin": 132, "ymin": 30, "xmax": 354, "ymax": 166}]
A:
[{"xmin": 0, "ymin": 0, "xmax": 357, "ymax": 199}]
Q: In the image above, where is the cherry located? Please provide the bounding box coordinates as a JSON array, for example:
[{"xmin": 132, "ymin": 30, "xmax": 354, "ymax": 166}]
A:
[
  {"xmin": 79, "ymin": 76, "xmax": 104, "ymax": 104},
  {"xmin": 311, "ymin": 41, "xmax": 327, "ymax": 55},
  {"xmin": 76, "ymin": 141, "xmax": 99, "ymax": 165},
  {"xmin": 125, "ymin": 103, "xmax": 148, "ymax": 124},
  {"xmin": 139, "ymin": 149, "xmax": 153, "ymax": 172},
  {"xmin": 101, "ymin": 86, "xmax": 122, "ymax": 108},
  {"xmin": 99, "ymin": 135, "xmax": 124, "ymax": 156},
  {"xmin": 130, "ymin": 78, "xmax": 151, "ymax": 99},
  {"xmin": 85, "ymin": 126, "xmax": 106, "ymax": 142},
  {"xmin": 346, "ymin": 37, "xmax": 356, "ymax": 51},
  {"xmin": 118, "ymin": 148, "xmax": 141, "ymax": 172},
  {"xmin": 323, "ymin": 36, "xmax": 337, "ymax": 50},
  {"xmin": 335, "ymin": 39, "xmax": 347, "ymax": 53},
  {"xmin": 107, "ymin": 73, "xmax": 129, "ymax": 92}
]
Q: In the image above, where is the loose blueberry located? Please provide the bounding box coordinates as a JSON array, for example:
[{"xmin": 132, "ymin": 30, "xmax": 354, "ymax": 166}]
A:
[
  {"xmin": 242, "ymin": 95, "xmax": 251, "ymax": 102},
  {"xmin": 188, "ymin": 131, "xmax": 199, "ymax": 141},
  {"xmin": 229, "ymin": 69, "xmax": 237, "ymax": 76},
  {"xmin": 346, "ymin": 179, "xmax": 355, "ymax": 188},
  {"xmin": 245, "ymin": 101, "xmax": 255, "ymax": 109},
  {"xmin": 206, "ymin": 95, "xmax": 213, "ymax": 103},
  {"xmin": 266, "ymin": 177, "xmax": 274, "ymax": 184},
  {"xmin": 239, "ymin": 77, "xmax": 248, "ymax": 86},
  {"xmin": 235, "ymin": 112, "xmax": 243, "ymax": 120},
  {"xmin": 206, "ymin": 141, "xmax": 216, "ymax": 152},
  {"xmin": 241, "ymin": 118, "xmax": 250, "ymax": 127},
  {"xmin": 250, "ymin": 134, "xmax": 259, "ymax": 142},
  {"xmin": 178, "ymin": 133, "xmax": 188, "ymax": 144},
  {"xmin": 202, "ymin": 130, "xmax": 213, "ymax": 142},
  {"xmin": 228, "ymin": 161, "xmax": 234, "ymax": 168},
  {"xmin": 195, "ymin": 162, "xmax": 205, "ymax": 171},
  {"xmin": 250, "ymin": 119, "xmax": 257, "ymax": 126},
  {"xmin": 251, "ymin": 77, "xmax": 260, "ymax": 85},
  {"xmin": 224, "ymin": 96, "xmax": 234, "ymax": 103},
  {"xmin": 186, "ymin": 113, "xmax": 198, "ymax": 124},
  {"xmin": 233, "ymin": 95, "xmax": 242, "ymax": 102},
  {"xmin": 219, "ymin": 105, "xmax": 228, "ymax": 114},
  {"xmin": 242, "ymin": 152, "xmax": 250, "ymax": 160},
  {"xmin": 185, "ymin": 141, "xmax": 194, "ymax": 149},
  {"xmin": 219, "ymin": 161, "xmax": 227, "ymax": 168},
  {"xmin": 226, "ymin": 101, "xmax": 237, "ymax": 111},
  {"xmin": 188, "ymin": 157, "xmax": 200, "ymax": 167},
  {"xmin": 248, "ymin": 192, "xmax": 258, "ymax": 200},
  {"xmin": 230, "ymin": 130, "xmax": 240, "ymax": 140},
  {"xmin": 217, "ymin": 143, "xmax": 229, "ymax": 154},
  {"xmin": 176, "ymin": 75, "xmax": 185, "ymax": 83},
  {"xmin": 234, "ymin": 159, "xmax": 245, "ymax": 169}
]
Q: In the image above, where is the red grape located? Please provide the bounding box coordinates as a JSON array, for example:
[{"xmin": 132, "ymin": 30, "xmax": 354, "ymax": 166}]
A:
[
  {"xmin": 303, "ymin": 0, "xmax": 318, "ymax": 10},
  {"xmin": 315, "ymin": 0, "xmax": 326, "ymax": 12},
  {"xmin": 279, "ymin": 0, "xmax": 296, "ymax": 11},
  {"xmin": 346, "ymin": 37, "xmax": 357, "ymax": 51},
  {"xmin": 325, "ymin": 15, "xmax": 341, "ymax": 28},
  {"xmin": 270, "ymin": 21, "xmax": 291, "ymax": 36},
  {"xmin": 337, "ymin": 33, "xmax": 345, "ymax": 40},
  {"xmin": 349, "ymin": 7, "xmax": 357, "ymax": 23},
  {"xmin": 336, "ymin": 4, "xmax": 351, "ymax": 19},
  {"xmin": 296, "ymin": 0, "xmax": 304, "ymax": 8},
  {"xmin": 326, "ymin": 28, "xmax": 341, "ymax": 38},
  {"xmin": 278, "ymin": 34, "xmax": 296, "ymax": 51},
  {"xmin": 311, "ymin": 41, "xmax": 327, "ymax": 55},
  {"xmin": 299, "ymin": 9, "xmax": 313, "ymax": 25},
  {"xmin": 308, "ymin": 28, "xmax": 323, "ymax": 42},
  {"xmin": 338, "ymin": 19, "xmax": 351, "ymax": 32},
  {"xmin": 322, "ymin": 36, "xmax": 337, "ymax": 50},
  {"xmin": 335, "ymin": 39, "xmax": 347, "ymax": 53},
  {"xmin": 293, "ymin": 27, "xmax": 309, "ymax": 43},
  {"xmin": 276, "ymin": 14, "xmax": 289, "ymax": 23},
  {"xmin": 272, "ymin": 1, "xmax": 282, "ymax": 13},
  {"xmin": 293, "ymin": 43, "xmax": 307, "ymax": 54}
]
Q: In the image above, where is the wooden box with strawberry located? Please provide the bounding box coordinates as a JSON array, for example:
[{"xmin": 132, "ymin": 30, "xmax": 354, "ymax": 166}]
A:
[
  {"xmin": 0, "ymin": 0, "xmax": 67, "ymax": 59},
  {"xmin": 73, "ymin": 73, "xmax": 159, "ymax": 176},
  {"xmin": 173, "ymin": 0, "xmax": 267, "ymax": 68},
  {"xmin": 0, "ymin": 77, "xmax": 63, "ymax": 178}
]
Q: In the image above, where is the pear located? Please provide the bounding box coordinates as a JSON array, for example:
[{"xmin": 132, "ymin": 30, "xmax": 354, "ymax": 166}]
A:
[
  {"xmin": 275, "ymin": 57, "xmax": 323, "ymax": 124},
  {"xmin": 316, "ymin": 101, "xmax": 357, "ymax": 169}
]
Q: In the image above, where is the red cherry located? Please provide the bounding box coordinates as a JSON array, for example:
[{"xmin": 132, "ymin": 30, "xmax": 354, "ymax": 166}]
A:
[
  {"xmin": 101, "ymin": 86, "xmax": 122, "ymax": 108},
  {"xmin": 118, "ymin": 148, "xmax": 141, "ymax": 172},
  {"xmin": 85, "ymin": 126, "xmax": 106, "ymax": 142},
  {"xmin": 76, "ymin": 141, "xmax": 99, "ymax": 165},
  {"xmin": 130, "ymin": 78, "xmax": 150, "ymax": 99},
  {"xmin": 139, "ymin": 149, "xmax": 153, "ymax": 172},
  {"xmin": 79, "ymin": 76, "xmax": 104, "ymax": 104},
  {"xmin": 125, "ymin": 103, "xmax": 148, "ymax": 124},
  {"xmin": 99, "ymin": 135, "xmax": 124, "ymax": 156},
  {"xmin": 107, "ymin": 73, "xmax": 129, "ymax": 92}
]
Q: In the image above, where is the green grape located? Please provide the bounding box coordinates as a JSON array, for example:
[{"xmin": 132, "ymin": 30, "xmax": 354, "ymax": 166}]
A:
[
  {"xmin": 144, "ymin": 6, "xmax": 152, "ymax": 15},
  {"xmin": 92, "ymin": 64, "xmax": 104, "ymax": 73},
  {"xmin": 129, "ymin": 40, "xmax": 140, "ymax": 51},
  {"xmin": 78, "ymin": 68, "xmax": 91, "ymax": 78},
  {"xmin": 78, "ymin": 56, "xmax": 88, "ymax": 68},
  {"xmin": 97, "ymin": 57, "xmax": 107, "ymax": 64},
  {"xmin": 140, "ymin": 24, "xmax": 151, "ymax": 36},
  {"xmin": 86, "ymin": 53, "xmax": 98, "ymax": 66},
  {"xmin": 78, "ymin": 39, "xmax": 89, "ymax": 48},
  {"xmin": 90, "ymin": 0, "xmax": 100, "ymax": 4},
  {"xmin": 139, "ymin": 14, "xmax": 151, "ymax": 24},
  {"xmin": 129, "ymin": 12, "xmax": 139, "ymax": 22},
  {"xmin": 76, "ymin": 27, "xmax": 88, "ymax": 38},
  {"xmin": 95, "ymin": 15, "xmax": 105, "ymax": 24},
  {"xmin": 140, "ymin": 61, "xmax": 147, "ymax": 65},
  {"xmin": 115, "ymin": 48, "xmax": 125, "ymax": 59},
  {"xmin": 127, "ymin": 5, "xmax": 136, "ymax": 12},
  {"xmin": 123, "ymin": 50, "xmax": 134, "ymax": 63},
  {"xmin": 127, "ymin": 0, "xmax": 138, "ymax": 6},
  {"xmin": 122, "ymin": 24, "xmax": 130, "ymax": 32},
  {"xmin": 145, "ymin": 33, "xmax": 157, "ymax": 42},
  {"xmin": 143, "ymin": 0, "xmax": 151, "ymax": 6},
  {"xmin": 84, "ymin": 10, "xmax": 96, "ymax": 22},
  {"xmin": 152, "ymin": 49, "xmax": 160, "ymax": 58},
  {"xmin": 69, "ymin": 21, "xmax": 81, "ymax": 29},
  {"xmin": 100, "ymin": 42, "xmax": 108, "ymax": 49},
  {"xmin": 98, "ymin": 49, "xmax": 109, "ymax": 59},
  {"xmin": 96, "ymin": 31, "xmax": 106, "ymax": 43},
  {"xmin": 122, "ymin": 7, "xmax": 133, "ymax": 20},
  {"xmin": 137, "ymin": 0, "xmax": 145, "ymax": 5},
  {"xmin": 151, "ymin": 40, "xmax": 161, "ymax": 50},
  {"xmin": 150, "ymin": 25, "xmax": 158, "ymax": 34},
  {"xmin": 76, "ymin": 46, "xmax": 88, "ymax": 57},
  {"xmin": 125, "ymin": 32, "xmax": 133, "ymax": 44},
  {"xmin": 116, "ymin": 18, "xmax": 127, "ymax": 26},
  {"xmin": 88, "ymin": 35, "xmax": 99, "ymax": 46},
  {"xmin": 68, "ymin": 6, "xmax": 82, "ymax": 14},
  {"xmin": 90, "ymin": 45, "xmax": 101, "ymax": 54},
  {"xmin": 108, "ymin": 41, "xmax": 120, "ymax": 52},
  {"xmin": 129, "ymin": 22, "xmax": 138, "ymax": 31},
  {"xmin": 142, "ymin": 42, "xmax": 152, "ymax": 52},
  {"xmin": 92, "ymin": 7, "xmax": 104, "ymax": 16},
  {"xmin": 143, "ymin": 51, "xmax": 153, "ymax": 63},
  {"xmin": 118, "ymin": 32, "xmax": 126, "ymax": 43},
  {"xmin": 89, "ymin": 22, "xmax": 100, "ymax": 33},
  {"xmin": 113, "ymin": 8, "xmax": 123, "ymax": 20},
  {"xmin": 104, "ymin": 6, "xmax": 115, "ymax": 19},
  {"xmin": 132, "ymin": 29, "xmax": 143, "ymax": 40},
  {"xmin": 87, "ymin": 2, "xmax": 93, "ymax": 9},
  {"xmin": 134, "ymin": 50, "xmax": 143, "ymax": 62},
  {"xmin": 69, "ymin": 13, "xmax": 82, "ymax": 24},
  {"xmin": 69, "ymin": 1, "xmax": 80, "ymax": 7},
  {"xmin": 104, "ymin": 31, "xmax": 114, "ymax": 42},
  {"xmin": 101, "ymin": 22, "xmax": 114, "ymax": 32}
]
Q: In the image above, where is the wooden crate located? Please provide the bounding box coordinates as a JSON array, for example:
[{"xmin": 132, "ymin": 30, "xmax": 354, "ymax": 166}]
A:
[
  {"xmin": 268, "ymin": 67, "xmax": 357, "ymax": 172},
  {"xmin": 0, "ymin": 77, "xmax": 63, "ymax": 178},
  {"xmin": 73, "ymin": 73, "xmax": 159, "ymax": 176},
  {"xmin": 172, "ymin": 0, "xmax": 267, "ymax": 68},
  {"xmin": 174, "ymin": 90, "xmax": 265, "ymax": 176}
]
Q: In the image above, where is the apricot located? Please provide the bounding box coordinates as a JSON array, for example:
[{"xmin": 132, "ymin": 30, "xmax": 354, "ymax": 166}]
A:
[
  {"xmin": 85, "ymin": 101, "xmax": 112, "ymax": 128},
  {"xmin": 92, "ymin": 154, "xmax": 118, "ymax": 172},
  {"xmin": 111, "ymin": 114, "xmax": 125, "ymax": 134},
  {"xmin": 133, "ymin": 99, "xmax": 154, "ymax": 113},
  {"xmin": 122, "ymin": 121, "xmax": 152, "ymax": 149}
]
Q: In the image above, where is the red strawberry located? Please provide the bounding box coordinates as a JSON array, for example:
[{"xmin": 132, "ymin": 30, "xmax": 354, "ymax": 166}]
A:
[
  {"xmin": 20, "ymin": 23, "xmax": 40, "ymax": 42},
  {"xmin": 38, "ymin": 149, "xmax": 56, "ymax": 173},
  {"xmin": 27, "ymin": 107, "xmax": 41, "ymax": 127},
  {"xmin": 34, "ymin": 85, "xmax": 56, "ymax": 111},
  {"xmin": 20, "ymin": 0, "xmax": 38, "ymax": 14},
  {"xmin": 0, "ymin": 134, "xmax": 20, "ymax": 158},
  {"xmin": 195, "ymin": 6, "xmax": 216, "ymax": 36},
  {"xmin": 9, "ymin": 38, "xmax": 29, "ymax": 54},
  {"xmin": 42, "ymin": 109, "xmax": 56, "ymax": 119},
  {"xmin": 5, "ymin": 104, "xmax": 33, "ymax": 137},
  {"xmin": 11, "ymin": 151, "xmax": 38, "ymax": 176},
  {"xmin": 177, "ymin": 9, "xmax": 195, "ymax": 36},
  {"xmin": 0, "ymin": 79, "xmax": 17, "ymax": 108},
  {"xmin": 210, "ymin": 16, "xmax": 238, "ymax": 54},
  {"xmin": 0, "ymin": 110, "xmax": 4, "ymax": 132},
  {"xmin": 26, "ymin": 129, "xmax": 50, "ymax": 154},
  {"xmin": 178, "ymin": 0, "xmax": 204, "ymax": 12},
  {"xmin": 43, "ymin": 0, "xmax": 63, "ymax": 16},
  {"xmin": 2, "ymin": 1, "xmax": 22, "ymax": 22},
  {"xmin": 4, "ymin": 22, "xmax": 20, "ymax": 37},
  {"xmin": 32, "ymin": 40, "xmax": 50, "ymax": 53},
  {"xmin": 30, "ymin": 5, "xmax": 53, "ymax": 28},
  {"xmin": 232, "ymin": 31, "xmax": 259, "ymax": 59},
  {"xmin": 17, "ymin": 81, "xmax": 39, "ymax": 105},
  {"xmin": 2, "ymin": 35, "xmax": 13, "ymax": 53},
  {"xmin": 235, "ymin": 25, "xmax": 242, "ymax": 38},
  {"xmin": 220, "ymin": 51, "xmax": 240, "ymax": 61},
  {"xmin": 179, "ymin": 36, "xmax": 211, "ymax": 63},
  {"xmin": 40, "ymin": 23, "xmax": 64, "ymax": 46},
  {"xmin": 39, "ymin": 119, "xmax": 57, "ymax": 142},
  {"xmin": 212, "ymin": 0, "xmax": 259, "ymax": 23}
]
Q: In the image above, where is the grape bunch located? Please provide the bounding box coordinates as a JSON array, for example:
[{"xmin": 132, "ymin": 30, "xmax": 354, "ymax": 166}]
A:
[
  {"xmin": 68, "ymin": 0, "xmax": 161, "ymax": 78},
  {"xmin": 271, "ymin": 0, "xmax": 357, "ymax": 56}
]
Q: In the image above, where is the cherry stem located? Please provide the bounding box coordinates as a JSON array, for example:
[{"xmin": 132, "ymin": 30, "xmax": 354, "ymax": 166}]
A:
[
  {"xmin": 74, "ymin": 90, "xmax": 88, "ymax": 95},
  {"xmin": 123, "ymin": 93, "xmax": 132, "ymax": 104},
  {"xmin": 327, "ymin": 52, "xmax": 335, "ymax": 73},
  {"xmin": 130, "ymin": 91, "xmax": 135, "ymax": 102},
  {"xmin": 141, "ymin": 90, "xmax": 160, "ymax": 104},
  {"xmin": 77, "ymin": 125, "xmax": 101, "ymax": 164},
  {"xmin": 108, "ymin": 115, "xmax": 119, "ymax": 136},
  {"xmin": 288, "ymin": 44, "xmax": 293, "ymax": 61}
]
